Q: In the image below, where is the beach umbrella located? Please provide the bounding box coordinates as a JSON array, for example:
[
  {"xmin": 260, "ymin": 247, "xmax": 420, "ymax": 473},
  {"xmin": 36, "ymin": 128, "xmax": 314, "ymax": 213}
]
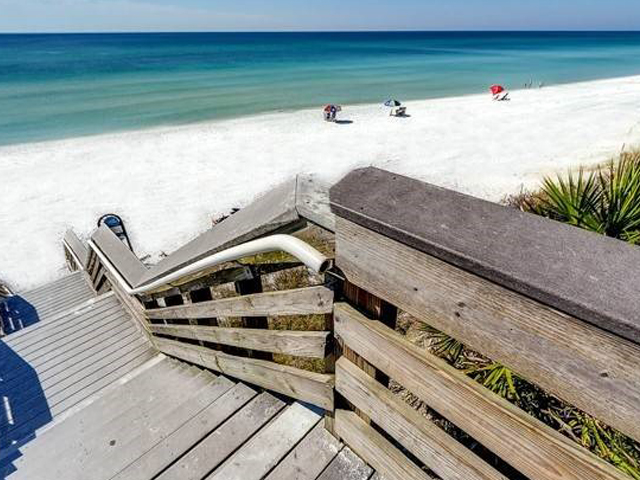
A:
[
  {"xmin": 384, "ymin": 99, "xmax": 402, "ymax": 107},
  {"xmin": 490, "ymin": 85, "xmax": 505, "ymax": 95}
]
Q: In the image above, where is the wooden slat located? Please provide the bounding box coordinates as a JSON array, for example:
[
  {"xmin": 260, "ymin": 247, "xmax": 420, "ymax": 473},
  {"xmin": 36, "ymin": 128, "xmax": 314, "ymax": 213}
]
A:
[
  {"xmin": 335, "ymin": 217, "xmax": 640, "ymax": 444},
  {"xmin": 150, "ymin": 324, "xmax": 329, "ymax": 358},
  {"xmin": 156, "ymin": 393, "xmax": 286, "ymax": 480},
  {"xmin": 207, "ymin": 403, "xmax": 321, "ymax": 480},
  {"xmin": 91, "ymin": 225, "xmax": 147, "ymax": 287},
  {"xmin": 155, "ymin": 337, "xmax": 334, "ymax": 410},
  {"xmin": 334, "ymin": 303, "xmax": 628, "ymax": 480},
  {"xmin": 334, "ymin": 410, "xmax": 428, "ymax": 480},
  {"xmin": 295, "ymin": 174, "xmax": 335, "ymax": 232},
  {"xmin": 264, "ymin": 422, "xmax": 342, "ymax": 480},
  {"xmin": 316, "ymin": 446, "xmax": 372, "ymax": 480},
  {"xmin": 336, "ymin": 357, "xmax": 507, "ymax": 480},
  {"xmin": 330, "ymin": 166, "xmax": 640, "ymax": 344},
  {"xmin": 146, "ymin": 286, "xmax": 334, "ymax": 320},
  {"xmin": 63, "ymin": 230, "xmax": 89, "ymax": 269}
]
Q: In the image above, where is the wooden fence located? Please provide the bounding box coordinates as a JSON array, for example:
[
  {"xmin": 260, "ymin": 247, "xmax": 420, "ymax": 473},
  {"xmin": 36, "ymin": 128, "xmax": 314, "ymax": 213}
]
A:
[
  {"xmin": 74, "ymin": 174, "xmax": 337, "ymax": 412},
  {"xmin": 66, "ymin": 168, "xmax": 640, "ymax": 480},
  {"xmin": 328, "ymin": 167, "xmax": 640, "ymax": 480}
]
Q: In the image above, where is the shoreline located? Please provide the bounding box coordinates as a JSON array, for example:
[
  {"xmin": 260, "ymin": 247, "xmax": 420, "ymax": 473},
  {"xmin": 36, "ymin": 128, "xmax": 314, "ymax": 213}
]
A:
[
  {"xmin": 2, "ymin": 74, "xmax": 640, "ymax": 289},
  {"xmin": 4, "ymin": 73, "xmax": 640, "ymax": 151}
]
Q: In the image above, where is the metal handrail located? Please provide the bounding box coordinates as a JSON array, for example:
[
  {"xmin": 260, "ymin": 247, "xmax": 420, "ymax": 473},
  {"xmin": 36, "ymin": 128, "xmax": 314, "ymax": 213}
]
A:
[{"xmin": 87, "ymin": 234, "xmax": 330, "ymax": 296}]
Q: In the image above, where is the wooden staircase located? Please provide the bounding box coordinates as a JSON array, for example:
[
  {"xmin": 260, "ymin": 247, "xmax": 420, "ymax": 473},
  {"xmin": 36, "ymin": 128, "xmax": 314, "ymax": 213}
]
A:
[{"xmin": 0, "ymin": 268, "xmax": 374, "ymax": 480}]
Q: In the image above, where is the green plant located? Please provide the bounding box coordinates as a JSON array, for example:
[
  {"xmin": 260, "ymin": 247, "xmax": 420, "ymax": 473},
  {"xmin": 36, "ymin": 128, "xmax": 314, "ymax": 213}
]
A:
[{"xmin": 511, "ymin": 150, "xmax": 640, "ymax": 243}]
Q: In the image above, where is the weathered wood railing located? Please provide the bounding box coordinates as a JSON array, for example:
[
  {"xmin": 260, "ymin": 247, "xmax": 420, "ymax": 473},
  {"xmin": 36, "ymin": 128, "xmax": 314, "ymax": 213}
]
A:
[
  {"xmin": 328, "ymin": 168, "xmax": 640, "ymax": 480},
  {"xmin": 64, "ymin": 168, "xmax": 640, "ymax": 480},
  {"xmin": 69, "ymin": 174, "xmax": 337, "ymax": 412}
]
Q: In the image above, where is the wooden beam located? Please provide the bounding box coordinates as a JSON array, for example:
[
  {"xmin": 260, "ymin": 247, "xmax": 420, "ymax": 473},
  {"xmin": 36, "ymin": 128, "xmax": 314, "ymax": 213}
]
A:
[
  {"xmin": 91, "ymin": 225, "xmax": 147, "ymax": 287},
  {"xmin": 335, "ymin": 218, "xmax": 640, "ymax": 444},
  {"xmin": 155, "ymin": 337, "xmax": 334, "ymax": 410},
  {"xmin": 334, "ymin": 410, "xmax": 430, "ymax": 480},
  {"xmin": 150, "ymin": 324, "xmax": 329, "ymax": 358},
  {"xmin": 146, "ymin": 286, "xmax": 333, "ymax": 320},
  {"xmin": 336, "ymin": 357, "xmax": 507, "ymax": 480},
  {"xmin": 63, "ymin": 230, "xmax": 89, "ymax": 269},
  {"xmin": 330, "ymin": 166, "xmax": 640, "ymax": 344},
  {"xmin": 334, "ymin": 303, "xmax": 628, "ymax": 480}
]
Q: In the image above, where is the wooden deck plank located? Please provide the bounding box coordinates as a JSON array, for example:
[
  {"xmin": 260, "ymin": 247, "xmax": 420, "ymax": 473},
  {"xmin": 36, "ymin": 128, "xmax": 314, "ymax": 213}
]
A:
[
  {"xmin": 265, "ymin": 422, "xmax": 343, "ymax": 480},
  {"xmin": 207, "ymin": 402, "xmax": 321, "ymax": 480},
  {"xmin": 7, "ymin": 358, "xmax": 205, "ymax": 478},
  {"xmin": 336, "ymin": 357, "xmax": 507, "ymax": 480},
  {"xmin": 335, "ymin": 410, "xmax": 428, "ymax": 480},
  {"xmin": 7, "ymin": 309, "xmax": 128, "ymax": 360},
  {"xmin": 74, "ymin": 375, "xmax": 235, "ymax": 480},
  {"xmin": 0, "ymin": 331, "xmax": 144, "ymax": 408},
  {"xmin": 111, "ymin": 383, "xmax": 256, "ymax": 480},
  {"xmin": 150, "ymin": 324, "xmax": 329, "ymax": 358},
  {"xmin": 0, "ymin": 311, "xmax": 130, "ymax": 388},
  {"xmin": 0, "ymin": 294, "xmax": 117, "ymax": 347},
  {"xmin": 5, "ymin": 358, "xmax": 184, "ymax": 468},
  {"xmin": 316, "ymin": 445, "xmax": 374, "ymax": 480},
  {"xmin": 0, "ymin": 313, "xmax": 134, "ymax": 387},
  {"xmin": 64, "ymin": 230, "xmax": 89, "ymax": 269},
  {"xmin": 3, "ymin": 344, "xmax": 155, "ymax": 442},
  {"xmin": 156, "ymin": 392, "xmax": 286, "ymax": 480},
  {"xmin": 4, "ymin": 302, "xmax": 124, "ymax": 356},
  {"xmin": 147, "ymin": 286, "xmax": 334, "ymax": 320}
]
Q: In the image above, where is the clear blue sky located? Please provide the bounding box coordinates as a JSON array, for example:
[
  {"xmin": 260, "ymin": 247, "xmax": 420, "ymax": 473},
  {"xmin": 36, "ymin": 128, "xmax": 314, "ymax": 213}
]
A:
[{"xmin": 1, "ymin": 0, "xmax": 639, "ymax": 33}]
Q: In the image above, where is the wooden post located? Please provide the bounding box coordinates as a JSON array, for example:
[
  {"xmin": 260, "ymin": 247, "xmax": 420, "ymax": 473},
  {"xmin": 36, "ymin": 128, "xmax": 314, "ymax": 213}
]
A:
[
  {"xmin": 327, "ymin": 278, "xmax": 398, "ymax": 435},
  {"xmin": 234, "ymin": 270, "xmax": 273, "ymax": 361}
]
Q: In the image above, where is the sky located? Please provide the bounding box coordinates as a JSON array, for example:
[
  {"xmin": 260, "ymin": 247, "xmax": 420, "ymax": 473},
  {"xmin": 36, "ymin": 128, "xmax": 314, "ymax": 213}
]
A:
[{"xmin": 1, "ymin": 0, "xmax": 640, "ymax": 33}]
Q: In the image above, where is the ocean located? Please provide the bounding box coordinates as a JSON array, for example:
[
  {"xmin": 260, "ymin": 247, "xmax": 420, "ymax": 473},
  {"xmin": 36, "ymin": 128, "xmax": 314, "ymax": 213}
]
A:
[{"xmin": 2, "ymin": 31, "xmax": 640, "ymax": 146}]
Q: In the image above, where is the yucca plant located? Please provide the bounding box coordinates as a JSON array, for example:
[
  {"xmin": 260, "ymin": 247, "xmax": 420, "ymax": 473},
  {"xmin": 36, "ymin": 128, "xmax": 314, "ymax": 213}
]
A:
[{"xmin": 522, "ymin": 150, "xmax": 640, "ymax": 243}]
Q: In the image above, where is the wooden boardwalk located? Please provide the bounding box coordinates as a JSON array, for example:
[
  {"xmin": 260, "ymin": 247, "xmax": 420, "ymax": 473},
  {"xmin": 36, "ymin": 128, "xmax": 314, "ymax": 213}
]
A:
[{"xmin": 0, "ymin": 272, "xmax": 375, "ymax": 480}]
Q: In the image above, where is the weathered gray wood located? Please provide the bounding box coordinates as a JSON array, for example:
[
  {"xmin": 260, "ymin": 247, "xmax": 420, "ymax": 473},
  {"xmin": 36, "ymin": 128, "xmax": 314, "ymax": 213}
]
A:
[
  {"xmin": 207, "ymin": 402, "xmax": 321, "ymax": 480},
  {"xmin": 139, "ymin": 177, "xmax": 301, "ymax": 287},
  {"xmin": 147, "ymin": 286, "xmax": 334, "ymax": 320},
  {"xmin": 336, "ymin": 357, "xmax": 507, "ymax": 480},
  {"xmin": 336, "ymin": 218, "xmax": 640, "ymax": 444},
  {"xmin": 63, "ymin": 230, "xmax": 89, "ymax": 269},
  {"xmin": 316, "ymin": 446, "xmax": 374, "ymax": 480},
  {"xmin": 155, "ymin": 337, "xmax": 335, "ymax": 410},
  {"xmin": 330, "ymin": 166, "xmax": 640, "ymax": 344},
  {"xmin": 296, "ymin": 174, "xmax": 335, "ymax": 232},
  {"xmin": 91, "ymin": 225, "xmax": 148, "ymax": 287},
  {"xmin": 265, "ymin": 422, "xmax": 343, "ymax": 480},
  {"xmin": 14, "ymin": 364, "xmax": 214, "ymax": 477},
  {"xmin": 334, "ymin": 303, "xmax": 628, "ymax": 480},
  {"xmin": 85, "ymin": 375, "xmax": 235, "ymax": 480},
  {"xmin": 335, "ymin": 410, "xmax": 426, "ymax": 480},
  {"xmin": 156, "ymin": 392, "xmax": 286, "ymax": 480},
  {"xmin": 150, "ymin": 324, "xmax": 329, "ymax": 357},
  {"xmin": 112, "ymin": 383, "xmax": 257, "ymax": 480}
]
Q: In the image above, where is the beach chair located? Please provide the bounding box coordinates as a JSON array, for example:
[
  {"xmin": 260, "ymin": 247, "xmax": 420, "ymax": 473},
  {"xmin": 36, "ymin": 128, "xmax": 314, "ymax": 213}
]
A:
[
  {"xmin": 493, "ymin": 91, "xmax": 510, "ymax": 101},
  {"xmin": 393, "ymin": 106, "xmax": 407, "ymax": 116}
]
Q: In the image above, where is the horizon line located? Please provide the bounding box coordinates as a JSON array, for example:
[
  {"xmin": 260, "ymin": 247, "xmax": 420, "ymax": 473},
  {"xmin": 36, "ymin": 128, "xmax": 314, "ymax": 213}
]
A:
[{"xmin": 1, "ymin": 29, "xmax": 640, "ymax": 35}]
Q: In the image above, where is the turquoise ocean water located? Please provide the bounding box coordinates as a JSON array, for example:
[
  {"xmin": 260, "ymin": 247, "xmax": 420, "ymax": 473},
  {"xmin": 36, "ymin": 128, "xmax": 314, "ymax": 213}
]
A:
[{"xmin": 2, "ymin": 32, "xmax": 640, "ymax": 146}]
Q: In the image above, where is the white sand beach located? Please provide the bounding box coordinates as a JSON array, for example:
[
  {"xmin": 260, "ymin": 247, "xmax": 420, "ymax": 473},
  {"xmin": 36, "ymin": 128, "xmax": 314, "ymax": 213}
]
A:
[{"xmin": 2, "ymin": 75, "xmax": 640, "ymax": 290}]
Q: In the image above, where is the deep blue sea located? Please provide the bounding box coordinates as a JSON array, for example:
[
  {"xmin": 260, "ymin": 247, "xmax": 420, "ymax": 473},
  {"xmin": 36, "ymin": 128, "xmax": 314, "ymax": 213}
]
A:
[{"xmin": 2, "ymin": 31, "xmax": 640, "ymax": 146}]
